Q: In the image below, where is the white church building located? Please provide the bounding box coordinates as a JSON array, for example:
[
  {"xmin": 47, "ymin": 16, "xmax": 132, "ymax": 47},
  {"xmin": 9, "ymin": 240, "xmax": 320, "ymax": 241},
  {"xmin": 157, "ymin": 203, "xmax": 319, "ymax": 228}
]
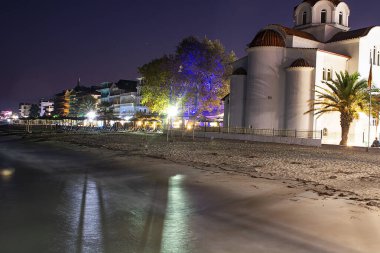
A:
[{"xmin": 224, "ymin": 0, "xmax": 380, "ymax": 146}]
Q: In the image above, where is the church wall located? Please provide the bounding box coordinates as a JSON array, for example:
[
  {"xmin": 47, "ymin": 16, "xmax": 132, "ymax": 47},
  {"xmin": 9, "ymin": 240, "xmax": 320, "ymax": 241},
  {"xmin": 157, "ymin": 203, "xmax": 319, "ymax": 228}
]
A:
[
  {"xmin": 285, "ymin": 67, "xmax": 315, "ymax": 130},
  {"xmin": 245, "ymin": 47, "xmax": 286, "ymax": 129},
  {"xmin": 291, "ymin": 37, "xmax": 321, "ymax": 48},
  {"xmin": 325, "ymin": 39, "xmax": 360, "ymax": 74},
  {"xmin": 229, "ymin": 75, "xmax": 246, "ymax": 128},
  {"xmin": 358, "ymin": 27, "xmax": 380, "ymax": 86},
  {"xmin": 223, "ymin": 96, "xmax": 229, "ymax": 126},
  {"xmin": 314, "ymin": 51, "xmax": 349, "ymax": 143}
]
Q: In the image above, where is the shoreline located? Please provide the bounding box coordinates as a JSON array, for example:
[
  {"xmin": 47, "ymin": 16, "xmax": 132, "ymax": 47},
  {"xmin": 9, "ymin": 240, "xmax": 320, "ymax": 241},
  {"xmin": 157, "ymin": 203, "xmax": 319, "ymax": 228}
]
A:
[
  {"xmin": 3, "ymin": 134, "xmax": 380, "ymax": 252},
  {"xmin": 2, "ymin": 130, "xmax": 380, "ymax": 209}
]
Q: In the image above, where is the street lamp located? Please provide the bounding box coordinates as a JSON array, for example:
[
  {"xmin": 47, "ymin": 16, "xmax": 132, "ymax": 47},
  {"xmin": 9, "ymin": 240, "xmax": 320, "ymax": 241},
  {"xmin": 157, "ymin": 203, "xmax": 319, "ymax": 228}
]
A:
[
  {"xmin": 167, "ymin": 105, "xmax": 178, "ymax": 141},
  {"xmin": 86, "ymin": 111, "xmax": 97, "ymax": 126}
]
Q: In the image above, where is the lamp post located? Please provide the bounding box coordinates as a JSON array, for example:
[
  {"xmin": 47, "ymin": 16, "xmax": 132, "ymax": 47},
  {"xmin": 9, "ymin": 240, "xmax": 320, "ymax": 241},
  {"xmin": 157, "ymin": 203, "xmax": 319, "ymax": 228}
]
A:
[
  {"xmin": 86, "ymin": 111, "xmax": 97, "ymax": 127},
  {"xmin": 166, "ymin": 105, "xmax": 178, "ymax": 142}
]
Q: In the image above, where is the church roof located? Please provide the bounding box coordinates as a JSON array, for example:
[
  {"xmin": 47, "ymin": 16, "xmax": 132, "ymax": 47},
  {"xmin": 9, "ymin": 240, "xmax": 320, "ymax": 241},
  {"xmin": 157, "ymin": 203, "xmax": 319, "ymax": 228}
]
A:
[
  {"xmin": 273, "ymin": 25, "xmax": 319, "ymax": 42},
  {"xmin": 289, "ymin": 58, "xmax": 313, "ymax": 68},
  {"xmin": 328, "ymin": 26, "xmax": 375, "ymax": 43},
  {"xmin": 302, "ymin": 0, "xmax": 341, "ymax": 6},
  {"xmin": 249, "ymin": 29, "xmax": 286, "ymax": 48}
]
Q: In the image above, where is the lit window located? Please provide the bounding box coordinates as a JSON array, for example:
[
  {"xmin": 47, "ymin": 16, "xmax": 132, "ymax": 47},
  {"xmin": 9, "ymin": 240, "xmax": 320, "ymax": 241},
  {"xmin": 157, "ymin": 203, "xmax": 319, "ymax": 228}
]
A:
[
  {"xmin": 339, "ymin": 12, "xmax": 343, "ymax": 25},
  {"xmin": 302, "ymin": 12, "xmax": 307, "ymax": 25},
  {"xmin": 327, "ymin": 69, "xmax": 332, "ymax": 81},
  {"xmin": 321, "ymin": 10, "xmax": 327, "ymax": 23}
]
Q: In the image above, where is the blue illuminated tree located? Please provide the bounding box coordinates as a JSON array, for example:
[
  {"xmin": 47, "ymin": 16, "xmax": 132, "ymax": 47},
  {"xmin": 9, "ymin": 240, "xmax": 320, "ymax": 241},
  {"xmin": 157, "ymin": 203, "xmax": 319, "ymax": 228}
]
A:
[
  {"xmin": 138, "ymin": 36, "xmax": 235, "ymax": 117},
  {"xmin": 175, "ymin": 37, "xmax": 235, "ymax": 118}
]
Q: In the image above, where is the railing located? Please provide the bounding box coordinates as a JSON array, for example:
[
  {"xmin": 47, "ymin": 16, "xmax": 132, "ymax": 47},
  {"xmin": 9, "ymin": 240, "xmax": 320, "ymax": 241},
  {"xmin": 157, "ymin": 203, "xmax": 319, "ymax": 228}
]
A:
[{"xmin": 188, "ymin": 127, "xmax": 322, "ymax": 140}]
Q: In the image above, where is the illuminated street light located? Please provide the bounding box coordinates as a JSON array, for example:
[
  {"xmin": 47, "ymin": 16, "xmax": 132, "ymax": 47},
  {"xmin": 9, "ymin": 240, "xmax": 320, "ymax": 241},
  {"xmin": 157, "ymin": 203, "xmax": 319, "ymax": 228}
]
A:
[
  {"xmin": 167, "ymin": 105, "xmax": 178, "ymax": 117},
  {"xmin": 86, "ymin": 111, "xmax": 97, "ymax": 121},
  {"xmin": 166, "ymin": 105, "xmax": 178, "ymax": 142}
]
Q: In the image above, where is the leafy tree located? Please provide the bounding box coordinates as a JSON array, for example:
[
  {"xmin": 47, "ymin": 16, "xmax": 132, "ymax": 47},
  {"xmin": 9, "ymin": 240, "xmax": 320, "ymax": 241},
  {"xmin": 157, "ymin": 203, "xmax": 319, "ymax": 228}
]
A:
[
  {"xmin": 29, "ymin": 104, "xmax": 40, "ymax": 118},
  {"xmin": 138, "ymin": 56, "xmax": 173, "ymax": 113},
  {"xmin": 307, "ymin": 71, "xmax": 368, "ymax": 146},
  {"xmin": 138, "ymin": 36, "xmax": 235, "ymax": 116},
  {"xmin": 77, "ymin": 95, "xmax": 97, "ymax": 117},
  {"xmin": 176, "ymin": 36, "xmax": 235, "ymax": 117}
]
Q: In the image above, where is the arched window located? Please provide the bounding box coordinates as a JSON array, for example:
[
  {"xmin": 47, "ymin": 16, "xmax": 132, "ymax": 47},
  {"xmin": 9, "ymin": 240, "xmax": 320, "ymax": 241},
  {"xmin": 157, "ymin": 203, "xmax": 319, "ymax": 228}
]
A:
[
  {"xmin": 327, "ymin": 69, "xmax": 332, "ymax": 81},
  {"xmin": 339, "ymin": 12, "xmax": 343, "ymax": 25},
  {"xmin": 321, "ymin": 10, "xmax": 327, "ymax": 23},
  {"xmin": 377, "ymin": 52, "xmax": 380, "ymax": 66},
  {"xmin": 302, "ymin": 12, "xmax": 307, "ymax": 25},
  {"xmin": 322, "ymin": 68, "xmax": 326, "ymax": 80}
]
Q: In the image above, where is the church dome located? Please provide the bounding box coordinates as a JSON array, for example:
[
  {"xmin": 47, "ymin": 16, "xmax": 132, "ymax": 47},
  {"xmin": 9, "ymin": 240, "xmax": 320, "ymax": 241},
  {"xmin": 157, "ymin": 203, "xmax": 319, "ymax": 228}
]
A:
[
  {"xmin": 289, "ymin": 58, "xmax": 312, "ymax": 68},
  {"xmin": 249, "ymin": 30, "xmax": 286, "ymax": 48},
  {"xmin": 302, "ymin": 0, "xmax": 341, "ymax": 6}
]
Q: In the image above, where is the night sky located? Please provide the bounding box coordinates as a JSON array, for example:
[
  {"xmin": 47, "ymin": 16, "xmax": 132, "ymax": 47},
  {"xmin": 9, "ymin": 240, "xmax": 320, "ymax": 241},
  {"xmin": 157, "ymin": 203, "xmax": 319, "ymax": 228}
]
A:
[{"xmin": 1, "ymin": 0, "xmax": 377, "ymax": 111}]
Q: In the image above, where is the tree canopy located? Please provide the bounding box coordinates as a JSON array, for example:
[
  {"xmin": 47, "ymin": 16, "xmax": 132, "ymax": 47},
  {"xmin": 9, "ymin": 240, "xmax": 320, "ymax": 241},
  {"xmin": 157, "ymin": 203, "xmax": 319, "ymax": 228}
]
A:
[
  {"xmin": 138, "ymin": 36, "xmax": 235, "ymax": 116},
  {"xmin": 77, "ymin": 95, "xmax": 98, "ymax": 117}
]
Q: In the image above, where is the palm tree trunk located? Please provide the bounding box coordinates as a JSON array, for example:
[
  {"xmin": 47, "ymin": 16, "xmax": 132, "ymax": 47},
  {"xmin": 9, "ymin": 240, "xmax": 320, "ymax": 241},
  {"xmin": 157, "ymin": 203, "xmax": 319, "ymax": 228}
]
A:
[{"xmin": 340, "ymin": 113, "xmax": 352, "ymax": 146}]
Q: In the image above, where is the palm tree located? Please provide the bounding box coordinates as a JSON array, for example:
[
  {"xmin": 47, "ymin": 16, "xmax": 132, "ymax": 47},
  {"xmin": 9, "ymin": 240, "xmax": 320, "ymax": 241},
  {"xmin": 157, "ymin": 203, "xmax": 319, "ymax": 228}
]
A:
[{"xmin": 307, "ymin": 71, "xmax": 368, "ymax": 146}]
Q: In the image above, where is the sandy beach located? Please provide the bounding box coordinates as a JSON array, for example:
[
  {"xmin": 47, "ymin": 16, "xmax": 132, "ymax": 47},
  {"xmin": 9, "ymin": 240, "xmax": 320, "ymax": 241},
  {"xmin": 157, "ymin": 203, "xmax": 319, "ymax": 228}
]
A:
[
  {"xmin": 2, "ymin": 132, "xmax": 380, "ymax": 252},
  {"xmin": 23, "ymin": 132, "xmax": 380, "ymax": 209}
]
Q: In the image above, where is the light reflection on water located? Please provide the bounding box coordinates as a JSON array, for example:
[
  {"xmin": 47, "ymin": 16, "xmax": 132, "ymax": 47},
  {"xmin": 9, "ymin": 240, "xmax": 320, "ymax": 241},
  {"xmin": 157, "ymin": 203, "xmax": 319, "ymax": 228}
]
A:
[
  {"xmin": 55, "ymin": 176, "xmax": 104, "ymax": 253},
  {"xmin": 160, "ymin": 174, "xmax": 193, "ymax": 253},
  {"xmin": 81, "ymin": 179, "xmax": 104, "ymax": 253},
  {"xmin": 0, "ymin": 168, "xmax": 15, "ymax": 181}
]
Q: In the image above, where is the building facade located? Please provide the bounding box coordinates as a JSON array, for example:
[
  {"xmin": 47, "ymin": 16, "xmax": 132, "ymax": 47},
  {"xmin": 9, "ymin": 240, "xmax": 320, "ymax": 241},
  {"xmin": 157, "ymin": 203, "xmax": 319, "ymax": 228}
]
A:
[
  {"xmin": 54, "ymin": 90, "xmax": 72, "ymax": 117},
  {"xmin": 19, "ymin": 103, "xmax": 31, "ymax": 118},
  {"xmin": 225, "ymin": 0, "xmax": 380, "ymax": 146},
  {"xmin": 39, "ymin": 100, "xmax": 54, "ymax": 117},
  {"xmin": 98, "ymin": 79, "xmax": 149, "ymax": 119}
]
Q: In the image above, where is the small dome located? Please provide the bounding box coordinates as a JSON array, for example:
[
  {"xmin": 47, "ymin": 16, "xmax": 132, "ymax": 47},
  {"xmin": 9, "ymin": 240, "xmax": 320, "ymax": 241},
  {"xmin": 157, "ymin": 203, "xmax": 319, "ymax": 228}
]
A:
[
  {"xmin": 289, "ymin": 58, "xmax": 312, "ymax": 68},
  {"xmin": 302, "ymin": 0, "xmax": 341, "ymax": 6},
  {"xmin": 232, "ymin": 68, "xmax": 247, "ymax": 75},
  {"xmin": 249, "ymin": 30, "xmax": 286, "ymax": 48}
]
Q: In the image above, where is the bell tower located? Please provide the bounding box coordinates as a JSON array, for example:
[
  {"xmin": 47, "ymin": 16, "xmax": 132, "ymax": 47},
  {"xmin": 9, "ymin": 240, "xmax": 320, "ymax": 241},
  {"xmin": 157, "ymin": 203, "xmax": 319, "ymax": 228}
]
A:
[{"xmin": 293, "ymin": 0, "xmax": 350, "ymax": 42}]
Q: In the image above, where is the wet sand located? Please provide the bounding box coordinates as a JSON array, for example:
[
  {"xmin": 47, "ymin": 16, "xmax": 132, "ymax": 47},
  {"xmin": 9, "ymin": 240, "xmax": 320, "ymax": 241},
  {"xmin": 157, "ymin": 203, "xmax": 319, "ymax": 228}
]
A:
[{"xmin": 1, "ymin": 135, "xmax": 380, "ymax": 252}]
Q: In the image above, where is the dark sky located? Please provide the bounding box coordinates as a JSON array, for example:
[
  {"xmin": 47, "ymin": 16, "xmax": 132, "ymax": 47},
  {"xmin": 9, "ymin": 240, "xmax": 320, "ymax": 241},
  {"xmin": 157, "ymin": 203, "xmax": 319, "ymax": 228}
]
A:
[{"xmin": 0, "ymin": 0, "xmax": 377, "ymax": 110}]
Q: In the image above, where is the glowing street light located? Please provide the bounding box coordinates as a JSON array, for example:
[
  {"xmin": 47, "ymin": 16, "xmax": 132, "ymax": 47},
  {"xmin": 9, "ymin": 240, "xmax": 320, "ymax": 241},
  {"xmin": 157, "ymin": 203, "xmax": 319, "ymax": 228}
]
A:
[
  {"xmin": 166, "ymin": 105, "xmax": 178, "ymax": 142},
  {"xmin": 86, "ymin": 111, "xmax": 97, "ymax": 122},
  {"xmin": 167, "ymin": 105, "xmax": 178, "ymax": 118}
]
